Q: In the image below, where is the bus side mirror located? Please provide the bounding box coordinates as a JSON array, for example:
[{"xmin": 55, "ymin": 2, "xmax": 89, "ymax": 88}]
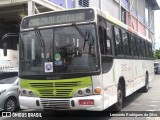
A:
[{"xmin": 3, "ymin": 42, "xmax": 7, "ymax": 56}]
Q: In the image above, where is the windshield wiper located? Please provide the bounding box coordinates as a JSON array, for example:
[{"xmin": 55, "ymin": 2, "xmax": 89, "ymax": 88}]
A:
[
  {"xmin": 72, "ymin": 23, "xmax": 88, "ymax": 50},
  {"xmin": 34, "ymin": 28, "xmax": 45, "ymax": 58}
]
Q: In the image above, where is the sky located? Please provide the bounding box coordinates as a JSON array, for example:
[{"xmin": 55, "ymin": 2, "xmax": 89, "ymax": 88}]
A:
[{"xmin": 154, "ymin": 0, "xmax": 160, "ymax": 49}]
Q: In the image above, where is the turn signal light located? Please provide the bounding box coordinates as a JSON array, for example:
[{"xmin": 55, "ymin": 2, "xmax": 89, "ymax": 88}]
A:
[{"xmin": 94, "ymin": 88, "xmax": 101, "ymax": 94}]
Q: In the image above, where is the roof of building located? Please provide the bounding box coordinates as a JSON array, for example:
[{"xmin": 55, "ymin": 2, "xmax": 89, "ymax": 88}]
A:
[{"xmin": 146, "ymin": 0, "xmax": 160, "ymax": 10}]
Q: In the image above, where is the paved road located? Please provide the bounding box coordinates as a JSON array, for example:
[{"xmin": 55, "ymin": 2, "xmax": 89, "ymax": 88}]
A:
[{"xmin": 0, "ymin": 75, "xmax": 160, "ymax": 120}]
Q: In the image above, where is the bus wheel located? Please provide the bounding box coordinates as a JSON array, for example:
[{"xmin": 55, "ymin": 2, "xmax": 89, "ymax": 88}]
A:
[
  {"xmin": 114, "ymin": 84, "xmax": 123, "ymax": 111},
  {"xmin": 142, "ymin": 74, "xmax": 149, "ymax": 92}
]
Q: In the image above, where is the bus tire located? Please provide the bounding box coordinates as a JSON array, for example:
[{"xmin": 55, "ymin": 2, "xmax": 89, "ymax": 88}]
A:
[
  {"xmin": 142, "ymin": 74, "xmax": 149, "ymax": 92},
  {"xmin": 113, "ymin": 83, "xmax": 123, "ymax": 111}
]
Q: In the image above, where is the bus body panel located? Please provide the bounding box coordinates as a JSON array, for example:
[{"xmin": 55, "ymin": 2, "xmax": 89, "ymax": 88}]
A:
[
  {"xmin": 102, "ymin": 61, "xmax": 117, "ymax": 109},
  {"xmin": 19, "ymin": 95, "xmax": 104, "ymax": 111},
  {"xmin": 113, "ymin": 59, "xmax": 154, "ymax": 97},
  {"xmin": 0, "ymin": 49, "xmax": 18, "ymax": 69}
]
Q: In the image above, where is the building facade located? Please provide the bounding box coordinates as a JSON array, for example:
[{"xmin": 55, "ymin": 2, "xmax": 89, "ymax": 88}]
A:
[{"xmin": 73, "ymin": 0, "xmax": 160, "ymax": 49}]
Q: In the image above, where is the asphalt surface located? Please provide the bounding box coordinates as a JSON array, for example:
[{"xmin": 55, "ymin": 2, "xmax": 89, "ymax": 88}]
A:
[{"xmin": 0, "ymin": 74, "xmax": 160, "ymax": 120}]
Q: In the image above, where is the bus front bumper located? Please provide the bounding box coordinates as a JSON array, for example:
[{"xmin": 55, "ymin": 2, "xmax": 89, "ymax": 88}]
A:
[{"xmin": 19, "ymin": 95, "xmax": 104, "ymax": 111}]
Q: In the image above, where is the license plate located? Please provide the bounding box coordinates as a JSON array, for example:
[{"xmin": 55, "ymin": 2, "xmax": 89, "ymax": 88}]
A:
[{"xmin": 79, "ymin": 100, "xmax": 94, "ymax": 106}]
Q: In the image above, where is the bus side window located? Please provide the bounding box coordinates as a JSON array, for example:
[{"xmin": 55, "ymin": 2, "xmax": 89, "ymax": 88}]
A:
[
  {"xmin": 98, "ymin": 24, "xmax": 104, "ymax": 54},
  {"xmin": 121, "ymin": 30, "xmax": 130, "ymax": 56},
  {"xmin": 145, "ymin": 42, "xmax": 149, "ymax": 59},
  {"xmin": 130, "ymin": 34, "xmax": 137, "ymax": 57},
  {"xmin": 98, "ymin": 18, "xmax": 107, "ymax": 55},
  {"xmin": 114, "ymin": 27, "xmax": 123, "ymax": 56},
  {"xmin": 142, "ymin": 40, "xmax": 146, "ymax": 59},
  {"xmin": 134, "ymin": 36, "xmax": 138, "ymax": 57},
  {"xmin": 136, "ymin": 38, "xmax": 141, "ymax": 58},
  {"xmin": 139, "ymin": 38, "xmax": 143, "ymax": 58},
  {"xmin": 148, "ymin": 43, "xmax": 153, "ymax": 58},
  {"xmin": 106, "ymin": 21, "xmax": 112, "ymax": 55}
]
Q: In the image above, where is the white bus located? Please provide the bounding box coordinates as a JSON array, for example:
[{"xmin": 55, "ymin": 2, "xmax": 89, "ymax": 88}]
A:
[
  {"xmin": 0, "ymin": 33, "xmax": 18, "ymax": 69},
  {"xmin": 3, "ymin": 8, "xmax": 154, "ymax": 111}
]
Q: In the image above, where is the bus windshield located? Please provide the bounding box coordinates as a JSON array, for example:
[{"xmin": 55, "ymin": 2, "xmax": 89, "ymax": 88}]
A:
[{"xmin": 19, "ymin": 23, "xmax": 99, "ymax": 77}]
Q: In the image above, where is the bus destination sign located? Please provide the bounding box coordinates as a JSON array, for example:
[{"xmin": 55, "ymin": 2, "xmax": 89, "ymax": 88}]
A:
[{"xmin": 21, "ymin": 9, "xmax": 94, "ymax": 29}]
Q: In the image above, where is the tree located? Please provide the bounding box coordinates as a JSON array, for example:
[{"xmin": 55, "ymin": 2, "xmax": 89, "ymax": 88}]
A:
[{"xmin": 153, "ymin": 49, "xmax": 160, "ymax": 59}]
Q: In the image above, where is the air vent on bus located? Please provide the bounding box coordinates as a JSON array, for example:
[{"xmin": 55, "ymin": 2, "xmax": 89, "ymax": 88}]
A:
[
  {"xmin": 40, "ymin": 99, "xmax": 70, "ymax": 110},
  {"xmin": 79, "ymin": 0, "xmax": 89, "ymax": 7}
]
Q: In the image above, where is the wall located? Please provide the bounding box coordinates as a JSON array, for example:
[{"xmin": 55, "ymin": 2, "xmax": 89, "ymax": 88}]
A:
[
  {"xmin": 75, "ymin": 0, "xmax": 120, "ymax": 19},
  {"xmin": 138, "ymin": 22, "xmax": 145, "ymax": 36},
  {"xmin": 100, "ymin": 0, "xmax": 119, "ymax": 19},
  {"xmin": 137, "ymin": 0, "xmax": 145, "ymax": 25},
  {"xmin": 49, "ymin": 0, "xmax": 75, "ymax": 8}
]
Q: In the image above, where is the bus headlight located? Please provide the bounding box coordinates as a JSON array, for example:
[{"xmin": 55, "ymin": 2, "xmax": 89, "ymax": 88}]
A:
[
  {"xmin": 29, "ymin": 91, "xmax": 33, "ymax": 95},
  {"xmin": 78, "ymin": 90, "xmax": 83, "ymax": 95},
  {"xmin": 22, "ymin": 90, "xmax": 27, "ymax": 94},
  {"xmin": 20, "ymin": 89, "xmax": 38, "ymax": 97},
  {"xmin": 86, "ymin": 88, "xmax": 91, "ymax": 93},
  {"xmin": 74, "ymin": 87, "xmax": 93, "ymax": 97}
]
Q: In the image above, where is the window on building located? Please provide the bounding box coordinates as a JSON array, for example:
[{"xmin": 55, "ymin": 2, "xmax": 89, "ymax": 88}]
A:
[
  {"xmin": 145, "ymin": 8, "xmax": 149, "ymax": 24},
  {"xmin": 121, "ymin": 7, "xmax": 126, "ymax": 24},
  {"xmin": 79, "ymin": 0, "xmax": 89, "ymax": 7},
  {"xmin": 114, "ymin": 27, "xmax": 123, "ymax": 56}
]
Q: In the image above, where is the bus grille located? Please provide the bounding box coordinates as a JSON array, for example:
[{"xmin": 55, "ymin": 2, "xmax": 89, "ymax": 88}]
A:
[
  {"xmin": 29, "ymin": 81, "xmax": 81, "ymax": 98},
  {"xmin": 30, "ymin": 83, "xmax": 53, "ymax": 88},
  {"xmin": 55, "ymin": 82, "xmax": 81, "ymax": 87},
  {"xmin": 40, "ymin": 99, "xmax": 70, "ymax": 110},
  {"xmin": 38, "ymin": 89, "xmax": 73, "ymax": 98}
]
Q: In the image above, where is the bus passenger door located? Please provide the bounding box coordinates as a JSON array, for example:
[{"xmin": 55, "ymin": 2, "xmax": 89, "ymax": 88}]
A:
[{"xmin": 98, "ymin": 17, "xmax": 115, "ymax": 108}]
